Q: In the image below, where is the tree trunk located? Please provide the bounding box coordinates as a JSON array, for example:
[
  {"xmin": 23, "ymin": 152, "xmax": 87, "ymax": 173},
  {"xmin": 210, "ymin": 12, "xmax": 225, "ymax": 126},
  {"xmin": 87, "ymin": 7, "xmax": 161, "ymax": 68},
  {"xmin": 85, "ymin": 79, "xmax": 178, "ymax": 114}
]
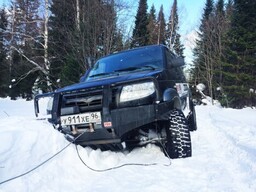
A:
[
  {"xmin": 44, "ymin": 0, "xmax": 51, "ymax": 91},
  {"xmin": 76, "ymin": 0, "xmax": 80, "ymax": 31}
]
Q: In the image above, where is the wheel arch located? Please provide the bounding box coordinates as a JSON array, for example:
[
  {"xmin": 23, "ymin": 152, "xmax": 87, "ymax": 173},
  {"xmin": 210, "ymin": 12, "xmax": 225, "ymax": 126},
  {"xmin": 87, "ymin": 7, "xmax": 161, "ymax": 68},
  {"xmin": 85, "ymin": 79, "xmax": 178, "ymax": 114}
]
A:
[{"xmin": 163, "ymin": 88, "xmax": 181, "ymax": 110}]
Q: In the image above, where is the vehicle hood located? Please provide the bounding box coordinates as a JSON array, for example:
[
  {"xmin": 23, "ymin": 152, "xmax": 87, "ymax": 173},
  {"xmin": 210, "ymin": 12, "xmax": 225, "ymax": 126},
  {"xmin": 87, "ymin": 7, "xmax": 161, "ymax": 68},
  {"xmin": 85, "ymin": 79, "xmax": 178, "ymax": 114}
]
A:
[{"xmin": 57, "ymin": 69, "xmax": 163, "ymax": 93}]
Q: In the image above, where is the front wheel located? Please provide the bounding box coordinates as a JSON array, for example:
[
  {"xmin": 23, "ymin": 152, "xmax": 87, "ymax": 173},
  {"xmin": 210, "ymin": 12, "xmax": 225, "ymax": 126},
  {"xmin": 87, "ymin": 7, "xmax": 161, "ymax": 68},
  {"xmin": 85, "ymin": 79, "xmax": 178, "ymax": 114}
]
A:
[{"xmin": 165, "ymin": 109, "xmax": 192, "ymax": 158}]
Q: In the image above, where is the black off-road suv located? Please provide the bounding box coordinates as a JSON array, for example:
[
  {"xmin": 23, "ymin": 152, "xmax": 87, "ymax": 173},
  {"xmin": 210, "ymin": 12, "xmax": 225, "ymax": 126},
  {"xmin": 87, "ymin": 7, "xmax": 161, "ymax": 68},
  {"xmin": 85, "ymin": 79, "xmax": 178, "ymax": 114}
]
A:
[{"xmin": 35, "ymin": 45, "xmax": 197, "ymax": 159}]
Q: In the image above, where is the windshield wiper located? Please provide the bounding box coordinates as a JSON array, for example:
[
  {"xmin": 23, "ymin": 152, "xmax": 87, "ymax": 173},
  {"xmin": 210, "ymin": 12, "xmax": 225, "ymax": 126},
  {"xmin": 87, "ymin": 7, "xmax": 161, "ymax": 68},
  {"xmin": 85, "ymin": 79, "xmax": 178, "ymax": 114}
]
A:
[
  {"xmin": 89, "ymin": 72, "xmax": 116, "ymax": 78},
  {"xmin": 141, "ymin": 65, "xmax": 156, "ymax": 70},
  {"xmin": 115, "ymin": 66, "xmax": 156, "ymax": 73},
  {"xmin": 114, "ymin": 67, "xmax": 140, "ymax": 72}
]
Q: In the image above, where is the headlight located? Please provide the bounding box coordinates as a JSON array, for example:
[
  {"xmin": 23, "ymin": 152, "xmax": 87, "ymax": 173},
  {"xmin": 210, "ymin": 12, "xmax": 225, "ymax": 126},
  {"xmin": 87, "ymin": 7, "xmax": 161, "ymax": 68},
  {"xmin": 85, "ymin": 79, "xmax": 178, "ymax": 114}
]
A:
[{"xmin": 120, "ymin": 82, "xmax": 155, "ymax": 102}]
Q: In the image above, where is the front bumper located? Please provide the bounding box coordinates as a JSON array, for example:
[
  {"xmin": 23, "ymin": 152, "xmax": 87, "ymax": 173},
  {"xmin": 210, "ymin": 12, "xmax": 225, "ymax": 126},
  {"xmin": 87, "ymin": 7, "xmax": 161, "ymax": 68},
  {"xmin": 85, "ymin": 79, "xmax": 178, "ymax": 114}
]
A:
[
  {"xmin": 35, "ymin": 95, "xmax": 172, "ymax": 147},
  {"xmin": 64, "ymin": 101, "xmax": 173, "ymax": 146},
  {"xmin": 34, "ymin": 80, "xmax": 173, "ymax": 146}
]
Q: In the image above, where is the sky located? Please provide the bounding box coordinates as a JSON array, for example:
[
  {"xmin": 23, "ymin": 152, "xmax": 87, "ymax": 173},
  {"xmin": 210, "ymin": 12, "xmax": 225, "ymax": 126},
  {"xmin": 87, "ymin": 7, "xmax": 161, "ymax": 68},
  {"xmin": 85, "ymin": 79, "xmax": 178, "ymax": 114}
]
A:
[
  {"xmin": 146, "ymin": 0, "xmax": 206, "ymax": 64},
  {"xmin": 147, "ymin": 0, "xmax": 206, "ymax": 32},
  {"xmin": 0, "ymin": 0, "xmax": 7, "ymax": 6}
]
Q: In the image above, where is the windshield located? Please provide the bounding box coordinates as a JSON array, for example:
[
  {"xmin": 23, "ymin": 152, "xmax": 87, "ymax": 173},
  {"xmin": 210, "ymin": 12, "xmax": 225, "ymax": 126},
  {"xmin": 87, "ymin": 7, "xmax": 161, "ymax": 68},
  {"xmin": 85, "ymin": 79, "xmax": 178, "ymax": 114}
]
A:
[{"xmin": 86, "ymin": 46, "xmax": 163, "ymax": 80}]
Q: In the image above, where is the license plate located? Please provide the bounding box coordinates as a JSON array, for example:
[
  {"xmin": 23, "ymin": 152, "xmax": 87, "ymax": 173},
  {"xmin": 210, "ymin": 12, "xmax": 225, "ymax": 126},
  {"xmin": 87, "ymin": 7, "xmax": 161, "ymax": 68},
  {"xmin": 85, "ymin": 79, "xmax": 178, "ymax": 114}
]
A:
[{"xmin": 60, "ymin": 112, "xmax": 101, "ymax": 126}]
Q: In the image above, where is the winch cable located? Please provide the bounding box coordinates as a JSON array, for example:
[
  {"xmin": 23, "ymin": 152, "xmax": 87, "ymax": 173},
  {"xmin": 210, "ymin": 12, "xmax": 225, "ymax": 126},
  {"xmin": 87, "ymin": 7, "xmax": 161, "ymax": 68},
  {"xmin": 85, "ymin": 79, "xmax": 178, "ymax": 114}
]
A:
[
  {"xmin": 75, "ymin": 121, "xmax": 172, "ymax": 172},
  {"xmin": 0, "ymin": 132, "xmax": 85, "ymax": 186},
  {"xmin": 76, "ymin": 145, "xmax": 161, "ymax": 172},
  {"xmin": 156, "ymin": 123, "xmax": 172, "ymax": 166},
  {"xmin": 158, "ymin": 140, "xmax": 172, "ymax": 165},
  {"xmin": 157, "ymin": 131, "xmax": 172, "ymax": 164},
  {"xmin": 75, "ymin": 135, "xmax": 172, "ymax": 172}
]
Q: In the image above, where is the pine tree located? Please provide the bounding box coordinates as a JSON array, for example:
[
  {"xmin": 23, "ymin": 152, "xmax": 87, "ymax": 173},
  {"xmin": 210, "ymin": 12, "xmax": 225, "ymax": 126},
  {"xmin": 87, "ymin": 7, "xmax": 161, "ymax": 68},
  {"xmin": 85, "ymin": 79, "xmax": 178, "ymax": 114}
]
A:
[
  {"xmin": 216, "ymin": 0, "xmax": 224, "ymax": 15},
  {"xmin": 0, "ymin": 8, "xmax": 8, "ymax": 97},
  {"xmin": 131, "ymin": 0, "xmax": 149, "ymax": 47},
  {"xmin": 190, "ymin": 0, "xmax": 214, "ymax": 99},
  {"xmin": 166, "ymin": 0, "xmax": 184, "ymax": 57},
  {"xmin": 221, "ymin": 0, "xmax": 256, "ymax": 108},
  {"xmin": 147, "ymin": 4, "xmax": 158, "ymax": 44},
  {"xmin": 49, "ymin": 0, "xmax": 82, "ymax": 87},
  {"xmin": 225, "ymin": 0, "xmax": 233, "ymax": 19},
  {"xmin": 156, "ymin": 5, "xmax": 166, "ymax": 45},
  {"xmin": 211, "ymin": 0, "xmax": 226, "ymax": 102}
]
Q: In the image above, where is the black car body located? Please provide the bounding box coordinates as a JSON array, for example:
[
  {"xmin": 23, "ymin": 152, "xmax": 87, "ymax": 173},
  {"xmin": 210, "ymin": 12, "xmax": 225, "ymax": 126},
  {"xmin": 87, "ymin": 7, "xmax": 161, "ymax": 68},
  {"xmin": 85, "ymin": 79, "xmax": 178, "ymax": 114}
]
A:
[{"xmin": 35, "ymin": 45, "xmax": 197, "ymax": 158}]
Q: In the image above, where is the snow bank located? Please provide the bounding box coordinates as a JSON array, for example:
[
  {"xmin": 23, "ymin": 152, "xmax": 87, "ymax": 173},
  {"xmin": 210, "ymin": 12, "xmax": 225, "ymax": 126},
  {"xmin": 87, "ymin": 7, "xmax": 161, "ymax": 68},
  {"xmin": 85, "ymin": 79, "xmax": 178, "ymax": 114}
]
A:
[{"xmin": 0, "ymin": 98, "xmax": 256, "ymax": 192}]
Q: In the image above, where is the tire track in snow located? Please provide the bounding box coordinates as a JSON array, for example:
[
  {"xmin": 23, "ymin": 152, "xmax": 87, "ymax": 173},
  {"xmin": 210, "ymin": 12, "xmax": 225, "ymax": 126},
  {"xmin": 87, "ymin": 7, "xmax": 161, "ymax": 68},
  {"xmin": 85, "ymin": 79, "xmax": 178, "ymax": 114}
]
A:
[
  {"xmin": 208, "ymin": 110, "xmax": 256, "ymax": 191},
  {"xmin": 195, "ymin": 106, "xmax": 256, "ymax": 191}
]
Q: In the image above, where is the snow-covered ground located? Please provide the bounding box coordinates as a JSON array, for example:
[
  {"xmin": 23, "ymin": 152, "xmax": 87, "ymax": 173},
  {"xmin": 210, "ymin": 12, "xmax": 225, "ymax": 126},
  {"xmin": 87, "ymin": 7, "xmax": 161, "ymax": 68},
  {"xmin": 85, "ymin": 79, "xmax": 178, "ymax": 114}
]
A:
[{"xmin": 0, "ymin": 98, "xmax": 256, "ymax": 192}]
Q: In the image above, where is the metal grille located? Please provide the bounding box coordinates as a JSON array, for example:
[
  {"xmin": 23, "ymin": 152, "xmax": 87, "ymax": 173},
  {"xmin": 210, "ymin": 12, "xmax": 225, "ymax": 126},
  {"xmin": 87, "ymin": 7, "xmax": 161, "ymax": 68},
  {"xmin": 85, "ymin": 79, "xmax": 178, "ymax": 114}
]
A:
[{"xmin": 61, "ymin": 88, "xmax": 103, "ymax": 114}]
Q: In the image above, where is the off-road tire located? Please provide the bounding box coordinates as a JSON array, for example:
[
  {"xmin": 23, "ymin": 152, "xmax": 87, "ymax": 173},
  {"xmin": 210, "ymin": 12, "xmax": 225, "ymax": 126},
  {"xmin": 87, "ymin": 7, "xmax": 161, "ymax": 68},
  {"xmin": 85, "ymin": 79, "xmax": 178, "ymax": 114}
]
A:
[{"xmin": 165, "ymin": 109, "xmax": 192, "ymax": 158}]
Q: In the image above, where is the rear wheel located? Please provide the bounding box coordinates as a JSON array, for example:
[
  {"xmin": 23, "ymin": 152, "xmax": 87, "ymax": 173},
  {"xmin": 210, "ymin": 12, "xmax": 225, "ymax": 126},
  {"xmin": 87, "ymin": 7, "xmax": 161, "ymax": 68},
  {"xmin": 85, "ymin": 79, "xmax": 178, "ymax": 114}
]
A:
[{"xmin": 165, "ymin": 109, "xmax": 192, "ymax": 158}]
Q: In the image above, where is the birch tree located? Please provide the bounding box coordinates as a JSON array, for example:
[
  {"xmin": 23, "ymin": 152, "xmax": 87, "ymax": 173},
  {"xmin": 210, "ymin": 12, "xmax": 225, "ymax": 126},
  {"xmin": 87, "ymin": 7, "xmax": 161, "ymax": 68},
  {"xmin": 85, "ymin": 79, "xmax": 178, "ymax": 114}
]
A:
[{"xmin": 5, "ymin": 0, "xmax": 52, "ymax": 98}]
